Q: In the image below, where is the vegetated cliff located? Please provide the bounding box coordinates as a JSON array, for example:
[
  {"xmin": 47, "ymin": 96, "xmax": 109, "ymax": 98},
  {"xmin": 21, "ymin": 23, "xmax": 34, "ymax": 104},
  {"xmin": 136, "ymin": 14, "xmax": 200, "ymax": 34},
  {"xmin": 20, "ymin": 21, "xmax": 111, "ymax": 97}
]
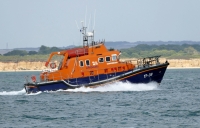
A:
[{"xmin": 0, "ymin": 59, "xmax": 200, "ymax": 71}]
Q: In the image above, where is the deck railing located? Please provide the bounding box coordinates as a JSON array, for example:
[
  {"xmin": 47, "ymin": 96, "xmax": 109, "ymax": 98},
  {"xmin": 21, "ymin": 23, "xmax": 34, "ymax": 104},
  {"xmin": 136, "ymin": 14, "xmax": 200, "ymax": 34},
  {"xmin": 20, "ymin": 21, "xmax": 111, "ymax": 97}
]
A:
[
  {"xmin": 42, "ymin": 64, "xmax": 132, "ymax": 83},
  {"xmin": 121, "ymin": 56, "xmax": 161, "ymax": 68},
  {"xmin": 137, "ymin": 56, "xmax": 161, "ymax": 68}
]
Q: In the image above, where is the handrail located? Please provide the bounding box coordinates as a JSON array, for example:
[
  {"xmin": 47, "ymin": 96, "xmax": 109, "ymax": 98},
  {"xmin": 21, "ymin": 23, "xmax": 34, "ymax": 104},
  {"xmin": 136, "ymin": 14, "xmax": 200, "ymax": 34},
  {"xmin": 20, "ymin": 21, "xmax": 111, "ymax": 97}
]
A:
[
  {"xmin": 88, "ymin": 41, "xmax": 104, "ymax": 47},
  {"xmin": 43, "ymin": 64, "xmax": 130, "ymax": 82},
  {"xmin": 43, "ymin": 58, "xmax": 138, "ymax": 82},
  {"xmin": 120, "ymin": 56, "xmax": 162, "ymax": 68},
  {"xmin": 44, "ymin": 71, "xmax": 68, "ymax": 82},
  {"xmin": 45, "ymin": 50, "xmax": 67, "ymax": 67},
  {"xmin": 137, "ymin": 56, "xmax": 161, "ymax": 68},
  {"xmin": 40, "ymin": 56, "xmax": 164, "ymax": 84}
]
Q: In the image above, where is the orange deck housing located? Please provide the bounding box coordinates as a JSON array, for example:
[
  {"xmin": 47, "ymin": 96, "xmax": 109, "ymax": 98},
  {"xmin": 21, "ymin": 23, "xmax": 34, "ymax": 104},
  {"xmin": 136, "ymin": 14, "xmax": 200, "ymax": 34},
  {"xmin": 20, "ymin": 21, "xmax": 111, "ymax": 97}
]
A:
[
  {"xmin": 41, "ymin": 42, "xmax": 135, "ymax": 82},
  {"xmin": 40, "ymin": 23, "xmax": 136, "ymax": 82}
]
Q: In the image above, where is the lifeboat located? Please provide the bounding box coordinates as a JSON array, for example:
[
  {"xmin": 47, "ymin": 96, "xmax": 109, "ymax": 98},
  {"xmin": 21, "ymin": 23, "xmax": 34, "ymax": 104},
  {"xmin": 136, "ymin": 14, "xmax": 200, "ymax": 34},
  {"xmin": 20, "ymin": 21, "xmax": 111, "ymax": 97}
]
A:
[{"xmin": 24, "ymin": 22, "xmax": 169, "ymax": 94}]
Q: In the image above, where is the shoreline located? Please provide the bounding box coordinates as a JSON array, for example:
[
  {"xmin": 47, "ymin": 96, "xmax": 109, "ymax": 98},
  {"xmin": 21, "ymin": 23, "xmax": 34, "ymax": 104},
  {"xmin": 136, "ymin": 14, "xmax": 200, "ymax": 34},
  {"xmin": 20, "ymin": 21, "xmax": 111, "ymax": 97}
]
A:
[
  {"xmin": 0, "ymin": 70, "xmax": 42, "ymax": 72},
  {"xmin": 1, "ymin": 59, "xmax": 200, "ymax": 72},
  {"xmin": 1, "ymin": 67, "xmax": 200, "ymax": 72},
  {"xmin": 167, "ymin": 67, "xmax": 200, "ymax": 69}
]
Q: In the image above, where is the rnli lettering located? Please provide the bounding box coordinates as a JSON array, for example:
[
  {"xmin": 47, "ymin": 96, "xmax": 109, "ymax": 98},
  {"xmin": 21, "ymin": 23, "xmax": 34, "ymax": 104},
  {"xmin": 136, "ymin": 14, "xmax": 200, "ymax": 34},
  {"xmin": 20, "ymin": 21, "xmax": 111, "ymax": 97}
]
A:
[
  {"xmin": 144, "ymin": 73, "xmax": 153, "ymax": 78},
  {"xmin": 86, "ymin": 65, "xmax": 98, "ymax": 69}
]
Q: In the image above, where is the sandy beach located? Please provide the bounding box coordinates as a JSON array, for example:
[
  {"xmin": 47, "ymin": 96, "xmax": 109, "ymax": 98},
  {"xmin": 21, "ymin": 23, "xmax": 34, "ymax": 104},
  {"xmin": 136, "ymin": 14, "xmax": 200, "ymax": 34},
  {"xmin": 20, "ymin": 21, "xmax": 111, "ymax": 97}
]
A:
[{"xmin": 0, "ymin": 58, "xmax": 200, "ymax": 72}]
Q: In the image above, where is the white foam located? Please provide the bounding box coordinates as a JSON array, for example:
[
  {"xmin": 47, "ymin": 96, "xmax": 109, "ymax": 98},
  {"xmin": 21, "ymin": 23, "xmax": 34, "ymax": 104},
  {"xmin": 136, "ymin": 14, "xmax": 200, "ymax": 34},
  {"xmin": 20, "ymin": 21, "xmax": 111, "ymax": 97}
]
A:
[
  {"xmin": 0, "ymin": 82, "xmax": 159, "ymax": 95},
  {"xmin": 64, "ymin": 81, "xmax": 159, "ymax": 92},
  {"xmin": 0, "ymin": 89, "xmax": 26, "ymax": 95},
  {"xmin": 26, "ymin": 91, "xmax": 42, "ymax": 95}
]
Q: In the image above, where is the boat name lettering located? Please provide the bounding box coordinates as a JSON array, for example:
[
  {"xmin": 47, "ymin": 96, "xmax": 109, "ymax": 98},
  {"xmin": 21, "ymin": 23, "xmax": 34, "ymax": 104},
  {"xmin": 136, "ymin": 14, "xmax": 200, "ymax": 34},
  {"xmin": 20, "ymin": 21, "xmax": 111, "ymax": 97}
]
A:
[
  {"xmin": 86, "ymin": 65, "xmax": 98, "ymax": 69},
  {"xmin": 144, "ymin": 73, "xmax": 153, "ymax": 78}
]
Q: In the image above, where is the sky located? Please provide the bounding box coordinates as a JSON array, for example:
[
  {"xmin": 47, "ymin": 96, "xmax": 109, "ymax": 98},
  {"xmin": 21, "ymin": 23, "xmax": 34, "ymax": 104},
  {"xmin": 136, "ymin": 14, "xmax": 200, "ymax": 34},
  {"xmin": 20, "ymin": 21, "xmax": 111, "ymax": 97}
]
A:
[{"xmin": 0, "ymin": 0, "xmax": 200, "ymax": 49}]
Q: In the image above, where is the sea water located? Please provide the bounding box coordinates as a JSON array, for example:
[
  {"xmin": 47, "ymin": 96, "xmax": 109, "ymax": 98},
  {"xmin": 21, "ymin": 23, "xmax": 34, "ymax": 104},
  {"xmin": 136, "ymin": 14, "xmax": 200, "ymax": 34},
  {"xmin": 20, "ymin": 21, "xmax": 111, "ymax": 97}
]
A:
[{"xmin": 0, "ymin": 69, "xmax": 200, "ymax": 128}]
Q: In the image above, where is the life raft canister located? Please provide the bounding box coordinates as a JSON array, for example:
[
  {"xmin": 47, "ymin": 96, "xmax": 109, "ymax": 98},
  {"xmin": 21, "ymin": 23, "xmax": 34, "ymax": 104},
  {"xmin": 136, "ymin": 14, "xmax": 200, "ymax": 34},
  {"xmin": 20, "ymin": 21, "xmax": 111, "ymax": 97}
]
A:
[{"xmin": 67, "ymin": 47, "xmax": 88, "ymax": 57}]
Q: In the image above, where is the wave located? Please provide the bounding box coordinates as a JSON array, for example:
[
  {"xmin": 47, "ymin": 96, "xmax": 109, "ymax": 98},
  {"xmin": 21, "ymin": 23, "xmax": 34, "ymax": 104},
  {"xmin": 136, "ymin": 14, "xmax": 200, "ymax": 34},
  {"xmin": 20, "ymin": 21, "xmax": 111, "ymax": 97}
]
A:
[
  {"xmin": 0, "ymin": 82, "xmax": 159, "ymax": 95},
  {"xmin": 0, "ymin": 89, "xmax": 42, "ymax": 96},
  {"xmin": 0, "ymin": 89, "xmax": 26, "ymax": 96},
  {"xmin": 64, "ymin": 81, "xmax": 159, "ymax": 92},
  {"xmin": 27, "ymin": 91, "xmax": 42, "ymax": 95}
]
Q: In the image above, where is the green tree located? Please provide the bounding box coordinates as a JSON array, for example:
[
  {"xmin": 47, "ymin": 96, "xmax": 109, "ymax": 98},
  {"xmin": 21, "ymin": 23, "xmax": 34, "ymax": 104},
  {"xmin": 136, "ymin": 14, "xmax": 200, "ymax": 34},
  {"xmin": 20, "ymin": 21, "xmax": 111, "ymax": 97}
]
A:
[
  {"xmin": 28, "ymin": 51, "xmax": 38, "ymax": 55},
  {"xmin": 38, "ymin": 45, "xmax": 62, "ymax": 54},
  {"xmin": 121, "ymin": 52, "xmax": 131, "ymax": 58},
  {"xmin": 4, "ymin": 50, "xmax": 28, "ymax": 56},
  {"xmin": 183, "ymin": 46, "xmax": 199, "ymax": 55},
  {"xmin": 50, "ymin": 47, "xmax": 61, "ymax": 52},
  {"xmin": 38, "ymin": 45, "xmax": 50, "ymax": 54}
]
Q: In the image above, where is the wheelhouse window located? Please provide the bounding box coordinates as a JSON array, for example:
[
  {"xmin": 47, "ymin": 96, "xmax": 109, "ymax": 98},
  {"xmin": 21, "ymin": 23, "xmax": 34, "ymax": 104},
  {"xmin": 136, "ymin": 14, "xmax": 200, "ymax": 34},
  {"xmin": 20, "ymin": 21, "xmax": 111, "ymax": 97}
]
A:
[
  {"xmin": 79, "ymin": 60, "xmax": 84, "ymax": 67},
  {"xmin": 112, "ymin": 54, "xmax": 117, "ymax": 61},
  {"xmin": 98, "ymin": 57, "xmax": 104, "ymax": 63},
  {"xmin": 85, "ymin": 60, "xmax": 90, "ymax": 66},
  {"xmin": 105, "ymin": 56, "xmax": 110, "ymax": 62}
]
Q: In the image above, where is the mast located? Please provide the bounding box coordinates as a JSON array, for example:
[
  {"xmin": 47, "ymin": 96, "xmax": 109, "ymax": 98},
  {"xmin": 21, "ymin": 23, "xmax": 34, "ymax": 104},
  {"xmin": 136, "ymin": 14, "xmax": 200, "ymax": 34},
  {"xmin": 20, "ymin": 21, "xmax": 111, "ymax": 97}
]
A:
[{"xmin": 80, "ymin": 21, "xmax": 94, "ymax": 47}]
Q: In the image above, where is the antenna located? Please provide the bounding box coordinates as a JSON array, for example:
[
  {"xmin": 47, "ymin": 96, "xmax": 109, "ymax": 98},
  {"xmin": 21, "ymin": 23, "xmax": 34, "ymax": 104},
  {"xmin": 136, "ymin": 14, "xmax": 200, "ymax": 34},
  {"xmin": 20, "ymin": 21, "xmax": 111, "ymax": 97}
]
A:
[
  {"xmin": 88, "ymin": 14, "xmax": 91, "ymax": 31},
  {"xmin": 85, "ymin": 6, "xmax": 87, "ymax": 26},
  {"xmin": 75, "ymin": 20, "xmax": 79, "ymax": 30},
  {"xmin": 81, "ymin": 21, "xmax": 84, "ymax": 27},
  {"xmin": 93, "ymin": 9, "xmax": 96, "ymax": 30}
]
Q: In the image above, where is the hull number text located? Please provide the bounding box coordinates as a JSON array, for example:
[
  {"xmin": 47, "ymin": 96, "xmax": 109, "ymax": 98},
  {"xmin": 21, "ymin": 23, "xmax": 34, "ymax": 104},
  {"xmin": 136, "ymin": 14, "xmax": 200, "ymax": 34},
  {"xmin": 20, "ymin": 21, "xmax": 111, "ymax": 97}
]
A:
[{"xmin": 144, "ymin": 73, "xmax": 153, "ymax": 78}]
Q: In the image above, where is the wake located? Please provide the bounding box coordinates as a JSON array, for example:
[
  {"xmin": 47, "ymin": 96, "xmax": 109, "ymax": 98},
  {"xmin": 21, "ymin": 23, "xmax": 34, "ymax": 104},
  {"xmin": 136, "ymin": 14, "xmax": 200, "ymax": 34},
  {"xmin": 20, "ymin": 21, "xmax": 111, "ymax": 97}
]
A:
[
  {"xmin": 0, "ymin": 82, "xmax": 159, "ymax": 95},
  {"xmin": 0, "ymin": 89, "xmax": 26, "ymax": 96},
  {"xmin": 0, "ymin": 89, "xmax": 42, "ymax": 96},
  {"xmin": 64, "ymin": 81, "xmax": 159, "ymax": 92}
]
